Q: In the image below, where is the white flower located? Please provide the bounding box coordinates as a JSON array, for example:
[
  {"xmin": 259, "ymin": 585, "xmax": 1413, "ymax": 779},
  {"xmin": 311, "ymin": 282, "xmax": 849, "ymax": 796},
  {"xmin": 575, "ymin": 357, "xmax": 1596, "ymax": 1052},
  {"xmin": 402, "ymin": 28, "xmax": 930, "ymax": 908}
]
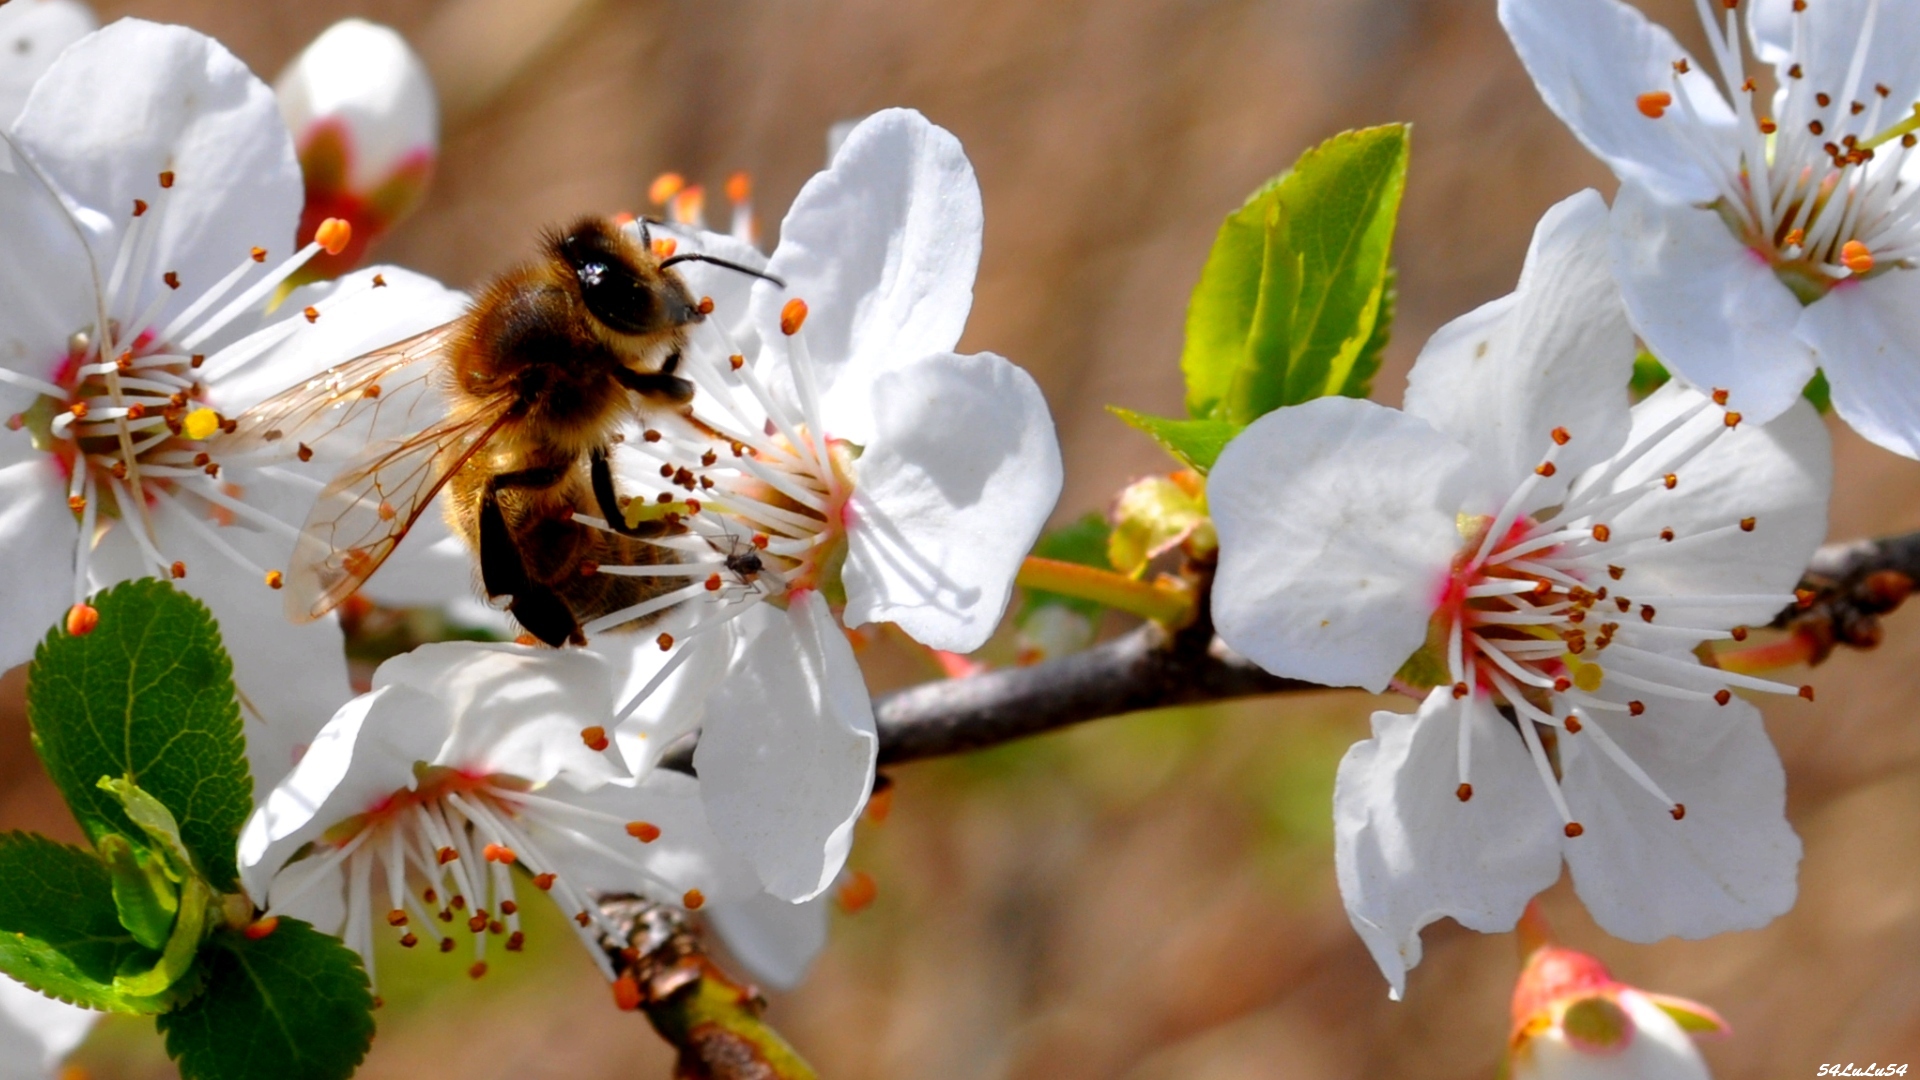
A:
[
  {"xmin": 238, "ymin": 641, "xmax": 758, "ymax": 986},
  {"xmin": 0, "ymin": 19, "xmax": 465, "ymax": 789},
  {"xmin": 1509, "ymin": 941, "xmax": 1724, "ymax": 1080},
  {"xmin": 275, "ymin": 18, "xmax": 437, "ymax": 279},
  {"xmin": 1502, "ymin": 0, "xmax": 1920, "ymax": 458},
  {"xmin": 1207, "ymin": 191, "xmax": 1831, "ymax": 996},
  {"xmin": 705, "ymin": 890, "xmax": 831, "ymax": 991},
  {"xmin": 0, "ymin": 0, "xmax": 94, "ymax": 128},
  {"xmin": 577, "ymin": 109, "xmax": 1062, "ymax": 903},
  {"xmin": 0, "ymin": 974, "xmax": 94, "ymax": 1080}
]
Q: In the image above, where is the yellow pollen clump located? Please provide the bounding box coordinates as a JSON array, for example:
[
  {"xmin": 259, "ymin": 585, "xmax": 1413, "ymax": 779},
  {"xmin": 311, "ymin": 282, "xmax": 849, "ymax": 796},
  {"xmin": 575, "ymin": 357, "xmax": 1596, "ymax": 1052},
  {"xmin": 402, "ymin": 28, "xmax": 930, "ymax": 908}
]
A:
[
  {"xmin": 182, "ymin": 407, "xmax": 221, "ymax": 441},
  {"xmin": 1636, "ymin": 91, "xmax": 1673, "ymax": 118},
  {"xmin": 315, "ymin": 217, "xmax": 352, "ymax": 256}
]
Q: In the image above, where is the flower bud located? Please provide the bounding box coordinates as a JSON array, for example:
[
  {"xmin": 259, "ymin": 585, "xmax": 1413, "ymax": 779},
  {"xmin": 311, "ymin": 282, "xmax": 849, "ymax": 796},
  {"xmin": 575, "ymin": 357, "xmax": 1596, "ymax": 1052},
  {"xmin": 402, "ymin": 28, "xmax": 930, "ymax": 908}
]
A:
[
  {"xmin": 0, "ymin": 0, "xmax": 97, "ymax": 127},
  {"xmin": 1508, "ymin": 942, "xmax": 1726, "ymax": 1080},
  {"xmin": 276, "ymin": 18, "xmax": 437, "ymax": 281}
]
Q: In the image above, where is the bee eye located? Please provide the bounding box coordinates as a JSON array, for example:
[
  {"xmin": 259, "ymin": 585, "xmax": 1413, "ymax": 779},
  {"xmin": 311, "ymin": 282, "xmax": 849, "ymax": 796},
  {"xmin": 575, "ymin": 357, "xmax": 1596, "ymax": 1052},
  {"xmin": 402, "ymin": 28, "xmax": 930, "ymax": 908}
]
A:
[{"xmin": 575, "ymin": 259, "xmax": 658, "ymax": 335}]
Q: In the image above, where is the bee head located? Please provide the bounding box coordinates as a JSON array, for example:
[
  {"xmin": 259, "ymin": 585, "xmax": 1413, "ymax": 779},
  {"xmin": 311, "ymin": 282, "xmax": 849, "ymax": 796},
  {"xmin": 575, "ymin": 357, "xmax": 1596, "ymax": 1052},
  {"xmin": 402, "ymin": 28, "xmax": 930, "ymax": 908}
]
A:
[{"xmin": 553, "ymin": 218, "xmax": 699, "ymax": 337}]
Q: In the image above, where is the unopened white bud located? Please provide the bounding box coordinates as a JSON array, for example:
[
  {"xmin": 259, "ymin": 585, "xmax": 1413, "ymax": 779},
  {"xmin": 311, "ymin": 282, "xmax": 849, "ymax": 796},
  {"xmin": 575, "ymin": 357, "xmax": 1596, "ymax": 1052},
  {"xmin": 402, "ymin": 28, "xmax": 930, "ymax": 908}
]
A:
[{"xmin": 276, "ymin": 18, "xmax": 437, "ymax": 198}]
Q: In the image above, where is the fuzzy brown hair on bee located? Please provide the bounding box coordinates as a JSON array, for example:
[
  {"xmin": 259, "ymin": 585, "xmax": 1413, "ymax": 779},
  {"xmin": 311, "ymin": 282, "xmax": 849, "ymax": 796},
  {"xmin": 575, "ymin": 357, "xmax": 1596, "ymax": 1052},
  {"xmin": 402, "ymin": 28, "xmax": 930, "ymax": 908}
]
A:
[{"xmin": 222, "ymin": 215, "xmax": 782, "ymax": 647}]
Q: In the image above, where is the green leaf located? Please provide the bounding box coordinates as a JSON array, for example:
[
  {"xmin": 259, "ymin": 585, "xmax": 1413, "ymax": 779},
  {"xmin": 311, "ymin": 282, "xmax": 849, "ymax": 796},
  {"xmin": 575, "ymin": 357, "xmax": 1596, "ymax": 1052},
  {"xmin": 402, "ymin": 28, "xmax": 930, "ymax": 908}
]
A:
[
  {"xmin": 1803, "ymin": 368, "xmax": 1832, "ymax": 413},
  {"xmin": 1341, "ymin": 264, "xmax": 1395, "ymax": 399},
  {"xmin": 158, "ymin": 921, "xmax": 375, "ymax": 1080},
  {"xmin": 0, "ymin": 831, "xmax": 168, "ymax": 1013},
  {"xmin": 100, "ymin": 833, "xmax": 179, "ymax": 951},
  {"xmin": 1630, "ymin": 350, "xmax": 1671, "ymax": 398},
  {"xmin": 1181, "ymin": 124, "xmax": 1409, "ymax": 423},
  {"xmin": 1019, "ymin": 513, "xmax": 1113, "ymax": 623},
  {"xmin": 27, "ymin": 579, "xmax": 252, "ymax": 892},
  {"xmin": 1107, "ymin": 407, "xmax": 1243, "ymax": 473}
]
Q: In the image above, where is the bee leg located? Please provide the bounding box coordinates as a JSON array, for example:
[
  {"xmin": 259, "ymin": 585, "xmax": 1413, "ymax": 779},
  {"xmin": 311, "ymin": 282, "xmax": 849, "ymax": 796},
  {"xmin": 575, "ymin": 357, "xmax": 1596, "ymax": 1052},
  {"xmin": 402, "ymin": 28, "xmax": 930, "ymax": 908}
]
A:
[
  {"xmin": 612, "ymin": 360, "xmax": 695, "ymax": 405},
  {"xmin": 589, "ymin": 446, "xmax": 669, "ymax": 538},
  {"xmin": 481, "ymin": 464, "xmax": 585, "ymax": 648}
]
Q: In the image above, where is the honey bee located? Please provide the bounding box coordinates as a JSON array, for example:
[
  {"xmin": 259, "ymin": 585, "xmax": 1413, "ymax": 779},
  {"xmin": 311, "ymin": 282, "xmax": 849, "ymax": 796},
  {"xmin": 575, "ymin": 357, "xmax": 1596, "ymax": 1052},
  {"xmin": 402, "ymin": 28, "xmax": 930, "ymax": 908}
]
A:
[{"xmin": 222, "ymin": 217, "xmax": 777, "ymax": 646}]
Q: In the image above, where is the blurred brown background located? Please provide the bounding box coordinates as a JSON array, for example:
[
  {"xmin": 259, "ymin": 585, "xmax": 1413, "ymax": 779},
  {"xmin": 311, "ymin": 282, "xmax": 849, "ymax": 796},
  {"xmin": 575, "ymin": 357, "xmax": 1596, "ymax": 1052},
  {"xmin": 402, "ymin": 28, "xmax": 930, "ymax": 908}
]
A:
[{"xmin": 8, "ymin": 0, "xmax": 1920, "ymax": 1076}]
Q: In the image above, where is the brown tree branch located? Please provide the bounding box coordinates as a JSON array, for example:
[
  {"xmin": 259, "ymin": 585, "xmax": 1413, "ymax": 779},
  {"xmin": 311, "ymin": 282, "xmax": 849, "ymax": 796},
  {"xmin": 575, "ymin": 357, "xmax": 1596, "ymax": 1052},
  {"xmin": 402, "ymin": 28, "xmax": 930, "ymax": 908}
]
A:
[{"xmin": 1778, "ymin": 530, "xmax": 1920, "ymax": 662}]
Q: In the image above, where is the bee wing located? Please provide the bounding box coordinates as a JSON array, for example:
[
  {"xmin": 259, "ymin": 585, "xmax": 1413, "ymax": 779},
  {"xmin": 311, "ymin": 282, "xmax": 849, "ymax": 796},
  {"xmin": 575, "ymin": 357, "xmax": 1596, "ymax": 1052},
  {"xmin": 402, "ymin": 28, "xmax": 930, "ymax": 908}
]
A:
[
  {"xmin": 284, "ymin": 404, "xmax": 516, "ymax": 622},
  {"xmin": 221, "ymin": 322, "xmax": 464, "ymax": 460}
]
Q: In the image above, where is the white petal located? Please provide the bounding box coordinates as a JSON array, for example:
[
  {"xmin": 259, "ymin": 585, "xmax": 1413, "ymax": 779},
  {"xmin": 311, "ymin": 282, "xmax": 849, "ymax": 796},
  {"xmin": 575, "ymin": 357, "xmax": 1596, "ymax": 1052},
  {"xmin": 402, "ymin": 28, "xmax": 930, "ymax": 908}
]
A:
[
  {"xmin": 0, "ymin": 459, "xmax": 76, "ymax": 672},
  {"xmin": 1594, "ymin": 382, "xmax": 1830, "ymax": 629},
  {"xmin": 1335, "ymin": 690, "xmax": 1564, "ymax": 997},
  {"xmin": 1517, "ymin": 989, "xmax": 1714, "ymax": 1080},
  {"xmin": 274, "ymin": 18, "xmax": 437, "ymax": 192},
  {"xmin": 750, "ymin": 108, "xmax": 981, "ymax": 441},
  {"xmin": 1799, "ymin": 272, "xmax": 1920, "ymax": 461},
  {"xmin": 14, "ymin": 20, "xmax": 301, "ymax": 336},
  {"xmin": 0, "ymin": 973, "xmax": 95, "ymax": 1075},
  {"xmin": 1610, "ymin": 182, "xmax": 1816, "ymax": 424},
  {"xmin": 1404, "ymin": 190, "xmax": 1635, "ymax": 497},
  {"xmin": 1209, "ymin": 398, "xmax": 1482, "ymax": 693},
  {"xmin": 0, "ymin": 154, "xmax": 96, "ymax": 413},
  {"xmin": 1560, "ymin": 696, "xmax": 1800, "ymax": 943},
  {"xmin": 1498, "ymin": 0, "xmax": 1733, "ymax": 203},
  {"xmin": 237, "ymin": 682, "xmax": 449, "ymax": 902},
  {"xmin": 208, "ymin": 265, "xmax": 467, "ymax": 415},
  {"xmin": 707, "ymin": 891, "xmax": 831, "ymax": 992},
  {"xmin": 528, "ymin": 769, "xmax": 760, "ymax": 905},
  {"xmin": 694, "ymin": 593, "xmax": 876, "ymax": 902},
  {"xmin": 602, "ymin": 608, "xmax": 734, "ymax": 778},
  {"xmin": 374, "ymin": 641, "xmax": 626, "ymax": 790},
  {"xmin": 842, "ymin": 351, "xmax": 1061, "ymax": 652},
  {"xmin": 0, "ymin": 0, "xmax": 95, "ymax": 127},
  {"xmin": 1749, "ymin": 0, "xmax": 1920, "ymax": 118}
]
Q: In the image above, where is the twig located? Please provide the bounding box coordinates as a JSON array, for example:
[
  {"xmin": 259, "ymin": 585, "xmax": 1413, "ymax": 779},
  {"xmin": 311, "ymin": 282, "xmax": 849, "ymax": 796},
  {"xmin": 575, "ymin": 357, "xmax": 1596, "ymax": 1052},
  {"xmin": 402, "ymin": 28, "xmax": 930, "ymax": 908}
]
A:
[
  {"xmin": 597, "ymin": 897, "xmax": 820, "ymax": 1080},
  {"xmin": 1778, "ymin": 530, "xmax": 1920, "ymax": 662}
]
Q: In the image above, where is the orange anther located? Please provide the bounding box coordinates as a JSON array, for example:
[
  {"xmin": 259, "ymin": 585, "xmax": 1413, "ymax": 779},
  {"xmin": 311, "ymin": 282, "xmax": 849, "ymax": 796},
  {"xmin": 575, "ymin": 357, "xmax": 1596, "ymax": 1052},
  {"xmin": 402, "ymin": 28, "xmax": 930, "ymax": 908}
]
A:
[
  {"xmin": 575, "ymin": 911, "xmax": 592, "ymax": 927},
  {"xmin": 1456, "ymin": 783, "xmax": 1473, "ymax": 802},
  {"xmin": 244, "ymin": 916, "xmax": 280, "ymax": 939},
  {"xmin": 399, "ymin": 932, "xmax": 418, "ymax": 948},
  {"xmin": 729, "ymin": 354, "xmax": 745, "ymax": 370},
  {"xmin": 133, "ymin": 198, "xmax": 148, "ymax": 217},
  {"xmin": 158, "ymin": 170, "xmax": 175, "ymax": 188},
  {"xmin": 1629, "ymin": 700, "xmax": 1646, "ymax": 716},
  {"xmin": 697, "ymin": 296, "xmax": 715, "ymax": 315},
  {"xmin": 780, "ymin": 298, "xmax": 809, "ymax": 336},
  {"xmin": 1664, "ymin": 473, "xmax": 1678, "ymax": 489},
  {"xmin": 170, "ymin": 561, "xmax": 186, "ymax": 579},
  {"xmin": 1565, "ymin": 715, "xmax": 1583, "ymax": 733},
  {"xmin": 1637, "ymin": 91, "xmax": 1673, "ymax": 118},
  {"xmin": 613, "ymin": 971, "xmax": 644, "ymax": 1011},
  {"xmin": 1591, "ymin": 524, "xmax": 1611, "ymax": 542},
  {"xmin": 1796, "ymin": 588, "xmax": 1817, "ymax": 608},
  {"xmin": 439, "ymin": 938, "xmax": 456, "ymax": 953},
  {"xmin": 1799, "ymin": 684, "xmax": 1816, "ymax": 701},
  {"xmin": 1842, "ymin": 239, "xmax": 1875, "ymax": 274},
  {"xmin": 1554, "ymin": 677, "xmax": 1572, "ymax": 692},
  {"xmin": 67, "ymin": 495, "xmax": 85, "ymax": 513},
  {"xmin": 866, "ymin": 775, "xmax": 895, "ymax": 823},
  {"xmin": 533, "ymin": 873, "xmax": 557, "ymax": 891},
  {"xmin": 1714, "ymin": 689, "xmax": 1732, "ymax": 706},
  {"xmin": 682, "ymin": 889, "xmax": 705, "ymax": 910},
  {"xmin": 250, "ymin": 247, "xmax": 267, "ymax": 263},
  {"xmin": 1784, "ymin": 228, "xmax": 1807, "ymax": 248},
  {"xmin": 626, "ymin": 821, "xmax": 662, "ymax": 843},
  {"xmin": 483, "ymin": 843, "xmax": 517, "ymax": 864},
  {"xmin": 506, "ymin": 930, "xmax": 525, "ymax": 951},
  {"xmin": 837, "ymin": 870, "xmax": 878, "ymax": 914},
  {"xmin": 1712, "ymin": 388, "xmax": 1730, "ymax": 405},
  {"xmin": 1670, "ymin": 804, "xmax": 1687, "ymax": 820},
  {"xmin": 65, "ymin": 604, "xmax": 99, "ymax": 637},
  {"xmin": 163, "ymin": 271, "xmax": 180, "ymax": 290},
  {"xmin": 265, "ymin": 570, "xmax": 284, "ymax": 590},
  {"xmin": 468, "ymin": 961, "xmax": 488, "ymax": 979},
  {"xmin": 649, "ymin": 172, "xmax": 686, "ymax": 205},
  {"xmin": 1740, "ymin": 516, "xmax": 1756, "ymax": 532},
  {"xmin": 315, "ymin": 218, "xmax": 352, "ymax": 256},
  {"xmin": 1535, "ymin": 462, "xmax": 1557, "ymax": 477},
  {"xmin": 651, "ymin": 237, "xmax": 678, "ymax": 259},
  {"xmin": 657, "ymin": 632, "xmax": 674, "ymax": 651},
  {"xmin": 581, "ymin": 726, "xmax": 610, "ymax": 752},
  {"xmin": 1660, "ymin": 528, "xmax": 1676, "ymax": 542},
  {"xmin": 387, "ymin": 909, "xmax": 408, "ymax": 927},
  {"xmin": 468, "ymin": 913, "xmax": 489, "ymax": 933},
  {"xmin": 726, "ymin": 171, "xmax": 752, "ymax": 203},
  {"xmin": 1551, "ymin": 426, "xmax": 1570, "ymax": 445}
]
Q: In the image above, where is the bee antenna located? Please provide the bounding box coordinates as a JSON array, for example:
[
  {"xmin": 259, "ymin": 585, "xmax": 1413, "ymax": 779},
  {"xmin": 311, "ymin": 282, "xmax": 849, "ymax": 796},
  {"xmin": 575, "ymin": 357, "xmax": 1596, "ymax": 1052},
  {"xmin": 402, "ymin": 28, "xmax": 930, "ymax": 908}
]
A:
[{"xmin": 657, "ymin": 253, "xmax": 786, "ymax": 288}]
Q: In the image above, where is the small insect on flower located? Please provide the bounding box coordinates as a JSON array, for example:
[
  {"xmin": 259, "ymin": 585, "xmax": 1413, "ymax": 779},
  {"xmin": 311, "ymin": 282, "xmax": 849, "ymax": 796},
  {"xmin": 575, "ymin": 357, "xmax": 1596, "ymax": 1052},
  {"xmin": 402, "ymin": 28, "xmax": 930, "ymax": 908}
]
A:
[{"xmin": 217, "ymin": 218, "xmax": 780, "ymax": 647}]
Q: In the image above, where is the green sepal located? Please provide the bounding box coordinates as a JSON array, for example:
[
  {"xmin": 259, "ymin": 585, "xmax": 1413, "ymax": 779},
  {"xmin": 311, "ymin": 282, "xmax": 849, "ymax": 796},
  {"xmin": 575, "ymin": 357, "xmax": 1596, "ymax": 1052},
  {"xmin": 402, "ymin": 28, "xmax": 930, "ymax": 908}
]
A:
[
  {"xmin": 100, "ymin": 833, "xmax": 179, "ymax": 952},
  {"xmin": 1181, "ymin": 124, "xmax": 1409, "ymax": 424},
  {"xmin": 1802, "ymin": 368, "xmax": 1832, "ymax": 412},
  {"xmin": 1107, "ymin": 475, "xmax": 1213, "ymax": 579},
  {"xmin": 1630, "ymin": 350, "xmax": 1671, "ymax": 398},
  {"xmin": 113, "ymin": 876, "xmax": 211, "ymax": 1000},
  {"xmin": 1107, "ymin": 407, "xmax": 1243, "ymax": 473}
]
